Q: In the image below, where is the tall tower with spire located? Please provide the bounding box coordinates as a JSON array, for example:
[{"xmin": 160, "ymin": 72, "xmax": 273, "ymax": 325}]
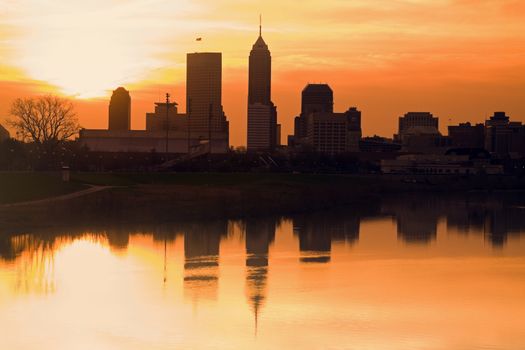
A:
[{"xmin": 247, "ymin": 16, "xmax": 279, "ymax": 152}]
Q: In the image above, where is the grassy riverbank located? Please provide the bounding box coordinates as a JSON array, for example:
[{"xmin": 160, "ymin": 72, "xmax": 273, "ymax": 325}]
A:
[
  {"xmin": 2, "ymin": 172, "xmax": 525, "ymax": 223},
  {"xmin": 3, "ymin": 171, "xmax": 525, "ymax": 205},
  {"xmin": 0, "ymin": 172, "xmax": 87, "ymax": 204}
]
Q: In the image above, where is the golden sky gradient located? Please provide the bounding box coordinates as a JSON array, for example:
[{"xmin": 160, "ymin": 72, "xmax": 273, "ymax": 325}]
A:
[{"xmin": 1, "ymin": 0, "xmax": 524, "ymax": 146}]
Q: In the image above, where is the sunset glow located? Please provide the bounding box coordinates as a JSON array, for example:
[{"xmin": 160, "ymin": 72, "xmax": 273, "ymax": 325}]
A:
[{"xmin": 1, "ymin": 0, "xmax": 524, "ymax": 145}]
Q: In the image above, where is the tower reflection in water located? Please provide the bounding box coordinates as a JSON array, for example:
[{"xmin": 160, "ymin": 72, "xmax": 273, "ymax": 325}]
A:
[{"xmin": 244, "ymin": 218, "xmax": 276, "ymax": 329}]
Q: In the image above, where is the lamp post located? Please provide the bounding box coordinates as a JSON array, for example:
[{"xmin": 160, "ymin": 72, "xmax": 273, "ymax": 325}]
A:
[{"xmin": 165, "ymin": 93, "xmax": 170, "ymax": 158}]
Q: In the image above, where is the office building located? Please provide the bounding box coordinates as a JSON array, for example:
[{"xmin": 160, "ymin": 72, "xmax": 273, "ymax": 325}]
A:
[
  {"xmin": 395, "ymin": 112, "xmax": 439, "ymax": 141},
  {"xmin": 290, "ymin": 84, "xmax": 361, "ymax": 153},
  {"xmin": 301, "ymin": 84, "xmax": 333, "ymax": 115},
  {"xmin": 303, "ymin": 108, "xmax": 361, "ymax": 154},
  {"xmin": 394, "ymin": 112, "xmax": 450, "ymax": 153},
  {"xmin": 448, "ymin": 122, "xmax": 485, "ymax": 149},
  {"xmin": 247, "ymin": 23, "xmax": 279, "ymax": 152},
  {"xmin": 485, "ymin": 112, "xmax": 525, "ymax": 157},
  {"xmin": 247, "ymin": 103, "xmax": 277, "ymax": 151},
  {"xmin": 108, "ymin": 87, "xmax": 131, "ymax": 131},
  {"xmin": 186, "ymin": 52, "xmax": 229, "ymax": 140}
]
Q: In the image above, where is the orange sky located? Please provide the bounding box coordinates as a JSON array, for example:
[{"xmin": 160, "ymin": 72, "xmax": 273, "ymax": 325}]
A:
[{"xmin": 0, "ymin": 0, "xmax": 524, "ymax": 146}]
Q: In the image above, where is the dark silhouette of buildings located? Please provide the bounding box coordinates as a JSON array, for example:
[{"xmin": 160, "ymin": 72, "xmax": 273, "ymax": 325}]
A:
[
  {"xmin": 108, "ymin": 87, "xmax": 131, "ymax": 131},
  {"xmin": 187, "ymin": 53, "xmax": 229, "ymax": 141},
  {"xmin": 290, "ymin": 84, "xmax": 361, "ymax": 154},
  {"xmin": 381, "ymin": 149, "xmax": 503, "ymax": 175},
  {"xmin": 248, "ymin": 25, "xmax": 271, "ymax": 106},
  {"xmin": 448, "ymin": 122, "xmax": 485, "ymax": 149},
  {"xmin": 484, "ymin": 112, "xmax": 525, "ymax": 158},
  {"xmin": 394, "ymin": 112, "xmax": 451, "ymax": 154},
  {"xmin": 359, "ymin": 135, "xmax": 401, "ymax": 153},
  {"xmin": 247, "ymin": 21, "xmax": 279, "ymax": 152},
  {"xmin": 145, "ymin": 101, "xmax": 186, "ymax": 131},
  {"xmin": 301, "ymin": 84, "xmax": 334, "ymax": 115},
  {"xmin": 79, "ymin": 54, "xmax": 230, "ymax": 154},
  {"xmin": 292, "ymin": 84, "xmax": 334, "ymax": 143},
  {"xmin": 396, "ymin": 112, "xmax": 438, "ymax": 138}
]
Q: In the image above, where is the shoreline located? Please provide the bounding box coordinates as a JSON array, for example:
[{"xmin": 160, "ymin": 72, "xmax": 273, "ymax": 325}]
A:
[{"xmin": 2, "ymin": 172, "xmax": 525, "ymax": 235}]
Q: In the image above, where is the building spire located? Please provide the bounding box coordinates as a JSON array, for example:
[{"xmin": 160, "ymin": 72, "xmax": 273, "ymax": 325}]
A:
[{"xmin": 259, "ymin": 14, "xmax": 262, "ymax": 37}]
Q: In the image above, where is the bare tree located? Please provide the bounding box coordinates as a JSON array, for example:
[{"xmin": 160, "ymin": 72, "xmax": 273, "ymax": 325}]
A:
[{"xmin": 9, "ymin": 95, "xmax": 80, "ymax": 146}]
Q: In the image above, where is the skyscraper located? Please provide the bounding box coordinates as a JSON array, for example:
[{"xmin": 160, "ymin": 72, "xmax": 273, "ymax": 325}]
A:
[
  {"xmin": 248, "ymin": 24, "xmax": 271, "ymax": 105},
  {"xmin": 186, "ymin": 52, "xmax": 229, "ymax": 140},
  {"xmin": 289, "ymin": 84, "xmax": 361, "ymax": 153},
  {"xmin": 301, "ymin": 84, "xmax": 333, "ymax": 115},
  {"xmin": 247, "ymin": 20, "xmax": 279, "ymax": 152},
  {"xmin": 108, "ymin": 87, "xmax": 131, "ymax": 131},
  {"xmin": 292, "ymin": 84, "xmax": 334, "ymax": 142}
]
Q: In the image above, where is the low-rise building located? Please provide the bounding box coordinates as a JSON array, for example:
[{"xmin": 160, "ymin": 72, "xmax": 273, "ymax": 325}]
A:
[
  {"xmin": 381, "ymin": 150, "xmax": 503, "ymax": 175},
  {"xmin": 78, "ymin": 129, "xmax": 229, "ymax": 154},
  {"xmin": 359, "ymin": 136, "xmax": 401, "ymax": 153}
]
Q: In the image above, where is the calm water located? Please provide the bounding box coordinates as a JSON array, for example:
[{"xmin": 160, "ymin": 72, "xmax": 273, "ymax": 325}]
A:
[{"xmin": 1, "ymin": 194, "xmax": 525, "ymax": 349}]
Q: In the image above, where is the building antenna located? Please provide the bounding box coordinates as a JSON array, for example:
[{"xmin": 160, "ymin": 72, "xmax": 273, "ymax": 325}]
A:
[
  {"xmin": 259, "ymin": 14, "xmax": 262, "ymax": 37},
  {"xmin": 165, "ymin": 93, "xmax": 170, "ymax": 157}
]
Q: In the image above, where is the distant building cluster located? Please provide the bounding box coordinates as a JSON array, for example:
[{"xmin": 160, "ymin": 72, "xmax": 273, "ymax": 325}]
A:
[{"xmin": 380, "ymin": 111, "xmax": 525, "ymax": 175}]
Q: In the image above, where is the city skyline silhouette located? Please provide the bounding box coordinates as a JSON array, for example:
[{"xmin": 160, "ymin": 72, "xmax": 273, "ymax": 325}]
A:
[{"xmin": 0, "ymin": 1, "xmax": 524, "ymax": 146}]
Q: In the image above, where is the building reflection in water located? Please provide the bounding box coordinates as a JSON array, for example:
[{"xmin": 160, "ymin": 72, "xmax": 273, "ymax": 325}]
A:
[
  {"xmin": 293, "ymin": 212, "xmax": 360, "ymax": 263},
  {"xmin": 484, "ymin": 204, "xmax": 525, "ymax": 247},
  {"xmin": 183, "ymin": 221, "xmax": 228, "ymax": 302},
  {"xmin": 244, "ymin": 218, "xmax": 276, "ymax": 330},
  {"xmin": 1, "ymin": 193, "xmax": 525, "ymax": 302},
  {"xmin": 294, "ymin": 217, "xmax": 331, "ymax": 263},
  {"xmin": 106, "ymin": 228, "xmax": 131, "ymax": 252},
  {"xmin": 383, "ymin": 198, "xmax": 439, "ymax": 244},
  {"xmin": 2, "ymin": 195, "xmax": 525, "ymax": 349}
]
